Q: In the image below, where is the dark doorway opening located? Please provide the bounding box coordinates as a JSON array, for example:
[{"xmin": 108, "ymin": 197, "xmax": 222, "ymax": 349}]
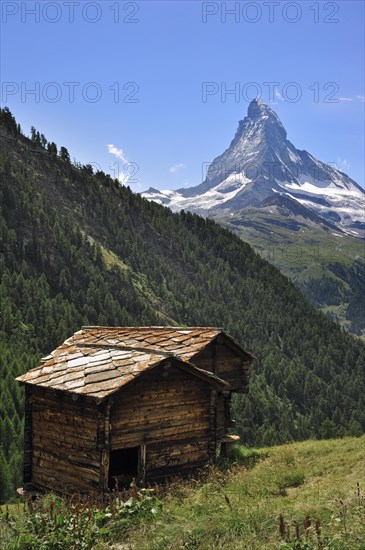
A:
[{"xmin": 108, "ymin": 447, "xmax": 139, "ymax": 489}]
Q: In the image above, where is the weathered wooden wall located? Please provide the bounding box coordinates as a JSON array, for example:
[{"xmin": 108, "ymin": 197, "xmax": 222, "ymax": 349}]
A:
[
  {"xmin": 145, "ymin": 440, "xmax": 209, "ymax": 480},
  {"xmin": 194, "ymin": 340, "xmax": 250, "ymax": 391},
  {"xmin": 109, "ymin": 363, "xmax": 212, "ymax": 480},
  {"xmin": 23, "ymin": 386, "xmax": 33, "ymax": 488},
  {"xmin": 30, "ymin": 387, "xmax": 100, "ymax": 493}
]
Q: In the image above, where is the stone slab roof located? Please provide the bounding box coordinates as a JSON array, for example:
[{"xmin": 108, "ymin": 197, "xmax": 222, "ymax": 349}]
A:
[{"xmin": 16, "ymin": 326, "xmax": 244, "ymax": 399}]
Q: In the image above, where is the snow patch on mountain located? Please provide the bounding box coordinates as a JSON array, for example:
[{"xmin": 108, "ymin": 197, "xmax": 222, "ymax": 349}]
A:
[{"xmin": 145, "ymin": 173, "xmax": 251, "ymax": 214}]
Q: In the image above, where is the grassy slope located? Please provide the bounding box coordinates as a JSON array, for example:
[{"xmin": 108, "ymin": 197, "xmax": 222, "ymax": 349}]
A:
[
  {"xmin": 220, "ymin": 212, "xmax": 365, "ymax": 272},
  {"xmin": 1, "ymin": 437, "xmax": 364, "ymax": 549},
  {"xmin": 219, "ymin": 210, "xmax": 365, "ymax": 337},
  {"xmin": 125, "ymin": 437, "xmax": 365, "ymax": 549}
]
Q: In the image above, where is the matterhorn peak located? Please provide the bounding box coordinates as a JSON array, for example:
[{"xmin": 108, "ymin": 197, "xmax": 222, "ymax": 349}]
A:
[
  {"xmin": 142, "ymin": 101, "xmax": 364, "ymax": 236},
  {"xmin": 233, "ymin": 98, "xmax": 287, "ymax": 145},
  {"xmin": 247, "ymin": 97, "xmax": 273, "ymax": 119}
]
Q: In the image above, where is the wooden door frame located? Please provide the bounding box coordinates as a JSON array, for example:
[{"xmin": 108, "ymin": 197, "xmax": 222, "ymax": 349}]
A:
[{"xmin": 137, "ymin": 444, "xmax": 146, "ymax": 484}]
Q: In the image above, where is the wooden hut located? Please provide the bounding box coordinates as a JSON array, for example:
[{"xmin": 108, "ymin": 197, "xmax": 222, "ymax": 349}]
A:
[{"xmin": 16, "ymin": 326, "xmax": 253, "ymax": 494}]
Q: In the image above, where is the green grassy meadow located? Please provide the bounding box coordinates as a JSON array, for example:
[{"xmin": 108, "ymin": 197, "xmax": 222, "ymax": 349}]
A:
[{"xmin": 1, "ymin": 436, "xmax": 364, "ymax": 549}]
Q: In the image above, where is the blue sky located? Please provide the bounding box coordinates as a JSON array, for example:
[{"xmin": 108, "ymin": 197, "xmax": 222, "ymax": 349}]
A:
[{"xmin": 1, "ymin": 0, "xmax": 364, "ymax": 191}]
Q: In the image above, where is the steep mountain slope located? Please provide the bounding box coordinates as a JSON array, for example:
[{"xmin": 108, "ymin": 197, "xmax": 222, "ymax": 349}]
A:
[
  {"xmin": 1, "ymin": 108, "xmax": 365, "ymax": 502},
  {"xmin": 143, "ymin": 99, "xmax": 364, "ymax": 235},
  {"xmin": 217, "ymin": 204, "xmax": 365, "ymax": 336},
  {"xmin": 143, "ymin": 100, "xmax": 365, "ymax": 334}
]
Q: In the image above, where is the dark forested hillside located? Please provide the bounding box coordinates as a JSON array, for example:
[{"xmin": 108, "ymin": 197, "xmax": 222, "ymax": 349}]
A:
[{"xmin": 0, "ymin": 107, "xmax": 364, "ymax": 502}]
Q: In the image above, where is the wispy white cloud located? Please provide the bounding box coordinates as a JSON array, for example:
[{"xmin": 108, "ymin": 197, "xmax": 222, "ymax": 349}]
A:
[
  {"xmin": 337, "ymin": 95, "xmax": 365, "ymax": 102},
  {"xmin": 275, "ymin": 89, "xmax": 284, "ymax": 101},
  {"xmin": 107, "ymin": 144, "xmax": 128, "ymax": 164},
  {"xmin": 169, "ymin": 163, "xmax": 186, "ymax": 173},
  {"xmin": 107, "ymin": 144, "xmax": 140, "ymax": 186},
  {"xmin": 336, "ymin": 157, "xmax": 351, "ymax": 172}
]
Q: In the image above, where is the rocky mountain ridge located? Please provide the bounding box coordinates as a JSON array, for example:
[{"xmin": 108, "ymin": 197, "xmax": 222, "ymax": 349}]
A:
[{"xmin": 143, "ymin": 99, "xmax": 365, "ymax": 238}]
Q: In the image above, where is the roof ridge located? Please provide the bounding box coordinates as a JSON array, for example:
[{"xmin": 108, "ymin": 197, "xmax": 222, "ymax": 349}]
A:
[
  {"xmin": 81, "ymin": 326, "xmax": 222, "ymax": 330},
  {"xmin": 76, "ymin": 343, "xmax": 173, "ymax": 357}
]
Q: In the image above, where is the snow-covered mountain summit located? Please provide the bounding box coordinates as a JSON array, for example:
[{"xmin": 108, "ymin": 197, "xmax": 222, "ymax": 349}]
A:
[{"xmin": 142, "ymin": 99, "xmax": 364, "ymax": 236}]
